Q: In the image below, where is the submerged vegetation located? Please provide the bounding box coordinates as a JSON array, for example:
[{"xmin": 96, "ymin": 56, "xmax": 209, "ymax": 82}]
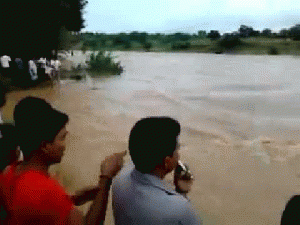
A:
[{"xmin": 88, "ymin": 51, "xmax": 123, "ymax": 75}]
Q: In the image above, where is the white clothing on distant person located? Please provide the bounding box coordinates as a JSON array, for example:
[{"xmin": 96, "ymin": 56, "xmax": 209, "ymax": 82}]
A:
[
  {"xmin": 50, "ymin": 59, "xmax": 61, "ymax": 70},
  {"xmin": 38, "ymin": 57, "xmax": 47, "ymax": 68},
  {"xmin": 28, "ymin": 60, "xmax": 38, "ymax": 80},
  {"xmin": 45, "ymin": 66, "xmax": 53, "ymax": 76},
  {"xmin": 0, "ymin": 55, "xmax": 11, "ymax": 68}
]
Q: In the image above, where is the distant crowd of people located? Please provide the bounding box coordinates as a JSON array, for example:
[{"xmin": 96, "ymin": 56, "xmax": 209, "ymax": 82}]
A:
[{"xmin": 0, "ymin": 54, "xmax": 61, "ymax": 86}]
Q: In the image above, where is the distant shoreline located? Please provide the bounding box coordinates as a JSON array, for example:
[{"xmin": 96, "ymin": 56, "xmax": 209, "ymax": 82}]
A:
[{"xmin": 72, "ymin": 37, "xmax": 300, "ymax": 56}]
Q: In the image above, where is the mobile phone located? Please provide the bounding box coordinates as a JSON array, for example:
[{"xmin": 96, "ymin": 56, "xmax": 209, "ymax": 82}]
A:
[{"xmin": 175, "ymin": 160, "xmax": 193, "ymax": 180}]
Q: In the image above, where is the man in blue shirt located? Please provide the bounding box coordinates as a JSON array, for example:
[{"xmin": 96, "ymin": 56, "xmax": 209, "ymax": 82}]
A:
[{"xmin": 112, "ymin": 117, "xmax": 201, "ymax": 224}]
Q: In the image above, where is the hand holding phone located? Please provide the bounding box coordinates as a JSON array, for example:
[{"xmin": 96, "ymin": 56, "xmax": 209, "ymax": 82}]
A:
[{"xmin": 174, "ymin": 161, "xmax": 194, "ymax": 194}]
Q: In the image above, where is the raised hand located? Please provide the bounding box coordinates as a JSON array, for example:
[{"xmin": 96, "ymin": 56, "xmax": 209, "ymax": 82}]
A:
[{"xmin": 100, "ymin": 151, "xmax": 127, "ymax": 179}]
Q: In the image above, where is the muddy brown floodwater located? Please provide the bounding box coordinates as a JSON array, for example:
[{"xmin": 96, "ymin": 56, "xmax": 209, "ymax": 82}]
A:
[{"xmin": 3, "ymin": 51, "xmax": 300, "ymax": 224}]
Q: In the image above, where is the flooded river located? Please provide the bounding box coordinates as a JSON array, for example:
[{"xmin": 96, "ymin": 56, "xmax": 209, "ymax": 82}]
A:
[{"xmin": 3, "ymin": 51, "xmax": 300, "ymax": 224}]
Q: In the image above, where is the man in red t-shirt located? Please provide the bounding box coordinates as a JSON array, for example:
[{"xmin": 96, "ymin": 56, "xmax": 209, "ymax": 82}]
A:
[{"xmin": 1, "ymin": 97, "xmax": 125, "ymax": 225}]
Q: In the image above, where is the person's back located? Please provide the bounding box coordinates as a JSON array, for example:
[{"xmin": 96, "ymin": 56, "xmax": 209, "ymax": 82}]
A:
[
  {"xmin": 113, "ymin": 162, "xmax": 198, "ymax": 225},
  {"xmin": 112, "ymin": 117, "xmax": 200, "ymax": 225},
  {"xmin": 15, "ymin": 58, "xmax": 23, "ymax": 70}
]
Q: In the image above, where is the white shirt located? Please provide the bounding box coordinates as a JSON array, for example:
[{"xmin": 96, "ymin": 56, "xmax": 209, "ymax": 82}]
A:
[
  {"xmin": 0, "ymin": 55, "xmax": 11, "ymax": 68},
  {"xmin": 50, "ymin": 60, "xmax": 61, "ymax": 70},
  {"xmin": 38, "ymin": 58, "xmax": 46, "ymax": 68},
  {"xmin": 112, "ymin": 162, "xmax": 201, "ymax": 225},
  {"xmin": 28, "ymin": 60, "xmax": 37, "ymax": 73}
]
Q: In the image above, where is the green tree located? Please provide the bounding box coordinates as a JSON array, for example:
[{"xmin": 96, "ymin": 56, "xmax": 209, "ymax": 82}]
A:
[
  {"xmin": 207, "ymin": 30, "xmax": 221, "ymax": 40},
  {"xmin": 89, "ymin": 51, "xmax": 123, "ymax": 74},
  {"xmin": 279, "ymin": 29, "xmax": 290, "ymax": 38},
  {"xmin": 198, "ymin": 30, "xmax": 206, "ymax": 38},
  {"xmin": 143, "ymin": 42, "xmax": 152, "ymax": 51},
  {"xmin": 113, "ymin": 34, "xmax": 130, "ymax": 46},
  {"xmin": 262, "ymin": 28, "xmax": 272, "ymax": 37},
  {"xmin": 129, "ymin": 31, "xmax": 148, "ymax": 43},
  {"xmin": 239, "ymin": 25, "xmax": 254, "ymax": 37},
  {"xmin": 218, "ymin": 34, "xmax": 241, "ymax": 49},
  {"xmin": 0, "ymin": 0, "xmax": 87, "ymax": 58},
  {"xmin": 290, "ymin": 24, "xmax": 300, "ymax": 40},
  {"xmin": 173, "ymin": 33, "xmax": 191, "ymax": 41}
]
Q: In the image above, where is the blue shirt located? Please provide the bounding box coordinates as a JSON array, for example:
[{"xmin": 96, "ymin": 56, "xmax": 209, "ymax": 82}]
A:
[{"xmin": 112, "ymin": 162, "xmax": 201, "ymax": 225}]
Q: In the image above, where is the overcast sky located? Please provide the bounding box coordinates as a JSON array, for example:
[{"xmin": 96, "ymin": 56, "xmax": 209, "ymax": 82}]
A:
[{"xmin": 83, "ymin": 0, "xmax": 300, "ymax": 34}]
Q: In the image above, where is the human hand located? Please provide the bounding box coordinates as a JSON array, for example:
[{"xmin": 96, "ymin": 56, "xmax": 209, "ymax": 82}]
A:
[
  {"xmin": 174, "ymin": 178, "xmax": 194, "ymax": 194},
  {"xmin": 71, "ymin": 185, "xmax": 100, "ymax": 206},
  {"xmin": 100, "ymin": 151, "xmax": 127, "ymax": 179},
  {"xmin": 74, "ymin": 185, "xmax": 99, "ymax": 198},
  {"xmin": 174, "ymin": 162, "xmax": 194, "ymax": 194}
]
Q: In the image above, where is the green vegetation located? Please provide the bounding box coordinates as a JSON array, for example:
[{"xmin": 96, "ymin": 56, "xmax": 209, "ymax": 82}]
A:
[
  {"xmin": 88, "ymin": 51, "xmax": 123, "ymax": 75},
  {"xmin": 72, "ymin": 24, "xmax": 300, "ymax": 55},
  {"xmin": 0, "ymin": 1, "xmax": 86, "ymax": 58}
]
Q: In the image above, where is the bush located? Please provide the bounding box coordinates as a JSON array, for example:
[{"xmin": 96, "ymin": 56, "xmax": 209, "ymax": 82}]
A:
[
  {"xmin": 218, "ymin": 35, "xmax": 242, "ymax": 49},
  {"xmin": 143, "ymin": 42, "xmax": 152, "ymax": 51},
  {"xmin": 123, "ymin": 41, "xmax": 132, "ymax": 49},
  {"xmin": 88, "ymin": 51, "xmax": 123, "ymax": 75},
  {"xmin": 268, "ymin": 46, "xmax": 279, "ymax": 55},
  {"xmin": 171, "ymin": 42, "xmax": 191, "ymax": 50}
]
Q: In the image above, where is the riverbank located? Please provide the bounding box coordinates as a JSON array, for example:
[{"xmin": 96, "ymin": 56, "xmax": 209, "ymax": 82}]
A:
[{"xmin": 75, "ymin": 37, "xmax": 300, "ymax": 55}]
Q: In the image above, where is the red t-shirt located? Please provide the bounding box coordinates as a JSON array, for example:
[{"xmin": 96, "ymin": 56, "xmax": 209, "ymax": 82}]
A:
[{"xmin": 1, "ymin": 163, "xmax": 74, "ymax": 224}]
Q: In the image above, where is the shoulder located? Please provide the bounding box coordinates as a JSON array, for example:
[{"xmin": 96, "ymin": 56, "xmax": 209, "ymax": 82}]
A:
[
  {"xmin": 15, "ymin": 171, "xmax": 74, "ymax": 214},
  {"xmin": 18, "ymin": 171, "xmax": 66, "ymax": 195}
]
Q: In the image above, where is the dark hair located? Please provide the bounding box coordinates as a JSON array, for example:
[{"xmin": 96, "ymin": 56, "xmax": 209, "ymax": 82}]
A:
[
  {"xmin": 13, "ymin": 96, "xmax": 69, "ymax": 160},
  {"xmin": 0, "ymin": 124, "xmax": 18, "ymax": 171},
  {"xmin": 129, "ymin": 117, "xmax": 181, "ymax": 173}
]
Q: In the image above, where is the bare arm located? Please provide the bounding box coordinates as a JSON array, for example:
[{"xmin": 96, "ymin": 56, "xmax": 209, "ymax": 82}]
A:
[
  {"xmin": 84, "ymin": 151, "xmax": 125, "ymax": 224},
  {"xmin": 84, "ymin": 177, "xmax": 112, "ymax": 225},
  {"xmin": 66, "ymin": 151, "xmax": 126, "ymax": 225},
  {"xmin": 69, "ymin": 185, "xmax": 100, "ymax": 206}
]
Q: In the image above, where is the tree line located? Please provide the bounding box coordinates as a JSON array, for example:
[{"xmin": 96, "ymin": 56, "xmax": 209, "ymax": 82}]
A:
[
  {"xmin": 0, "ymin": 0, "xmax": 87, "ymax": 59},
  {"xmin": 78, "ymin": 24, "xmax": 300, "ymax": 52}
]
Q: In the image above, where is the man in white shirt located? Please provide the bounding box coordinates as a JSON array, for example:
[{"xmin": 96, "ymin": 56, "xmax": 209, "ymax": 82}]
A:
[
  {"xmin": 37, "ymin": 57, "xmax": 46, "ymax": 77},
  {"xmin": 0, "ymin": 55, "xmax": 11, "ymax": 77},
  {"xmin": 50, "ymin": 58, "xmax": 62, "ymax": 80},
  {"xmin": 112, "ymin": 117, "xmax": 201, "ymax": 225},
  {"xmin": 28, "ymin": 59, "xmax": 38, "ymax": 81},
  {"xmin": 38, "ymin": 57, "xmax": 46, "ymax": 69}
]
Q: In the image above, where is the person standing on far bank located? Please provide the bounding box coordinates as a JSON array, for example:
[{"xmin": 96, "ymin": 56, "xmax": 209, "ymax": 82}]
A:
[
  {"xmin": 112, "ymin": 117, "xmax": 201, "ymax": 224},
  {"xmin": 28, "ymin": 59, "xmax": 38, "ymax": 81},
  {"xmin": 0, "ymin": 55, "xmax": 11, "ymax": 78},
  {"xmin": 50, "ymin": 58, "xmax": 61, "ymax": 80}
]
